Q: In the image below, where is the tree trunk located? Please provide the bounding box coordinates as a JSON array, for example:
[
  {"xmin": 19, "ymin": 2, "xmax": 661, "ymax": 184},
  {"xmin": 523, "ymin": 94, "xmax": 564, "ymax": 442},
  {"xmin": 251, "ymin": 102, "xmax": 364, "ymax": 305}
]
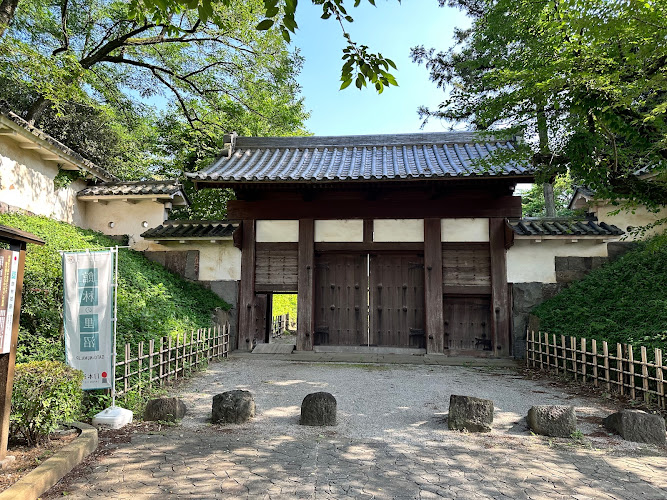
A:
[
  {"xmin": 25, "ymin": 96, "xmax": 49, "ymax": 124},
  {"xmin": 543, "ymin": 183, "xmax": 556, "ymax": 217},
  {"xmin": 536, "ymin": 103, "xmax": 556, "ymax": 217},
  {"xmin": 0, "ymin": 0, "xmax": 20, "ymax": 38}
]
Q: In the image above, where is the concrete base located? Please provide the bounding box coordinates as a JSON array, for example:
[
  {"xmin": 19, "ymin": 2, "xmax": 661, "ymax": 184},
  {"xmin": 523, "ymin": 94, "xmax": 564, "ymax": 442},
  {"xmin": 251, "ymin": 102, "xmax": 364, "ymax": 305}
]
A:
[
  {"xmin": 92, "ymin": 406, "xmax": 133, "ymax": 430},
  {"xmin": 0, "ymin": 422, "xmax": 98, "ymax": 500},
  {"xmin": 314, "ymin": 346, "xmax": 426, "ymax": 355}
]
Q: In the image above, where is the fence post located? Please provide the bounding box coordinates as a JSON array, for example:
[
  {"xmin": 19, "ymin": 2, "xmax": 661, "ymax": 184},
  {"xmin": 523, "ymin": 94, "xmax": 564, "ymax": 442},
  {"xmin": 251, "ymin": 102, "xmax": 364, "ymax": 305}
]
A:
[
  {"xmin": 571, "ymin": 336, "xmax": 577, "ymax": 381},
  {"xmin": 591, "ymin": 339, "xmax": 598, "ymax": 388},
  {"xmin": 560, "ymin": 335, "xmax": 566, "ymax": 373},
  {"xmin": 640, "ymin": 346, "xmax": 649, "ymax": 404},
  {"xmin": 138, "ymin": 341, "xmax": 144, "ymax": 395},
  {"xmin": 603, "ymin": 341, "xmax": 610, "ymax": 392},
  {"xmin": 656, "ymin": 348, "xmax": 664, "ymax": 409},
  {"xmin": 149, "ymin": 339, "xmax": 155, "ymax": 388},
  {"xmin": 628, "ymin": 345, "xmax": 636, "ymax": 400},
  {"xmin": 617, "ymin": 343, "xmax": 624, "ymax": 396},
  {"xmin": 124, "ymin": 343, "xmax": 131, "ymax": 397},
  {"xmin": 580, "ymin": 338, "xmax": 587, "ymax": 383}
]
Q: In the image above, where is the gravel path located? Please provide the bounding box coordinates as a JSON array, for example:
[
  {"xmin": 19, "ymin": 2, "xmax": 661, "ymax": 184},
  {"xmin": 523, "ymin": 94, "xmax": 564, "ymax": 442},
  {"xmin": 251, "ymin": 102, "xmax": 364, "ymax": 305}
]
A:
[{"xmin": 48, "ymin": 358, "xmax": 667, "ymax": 499}]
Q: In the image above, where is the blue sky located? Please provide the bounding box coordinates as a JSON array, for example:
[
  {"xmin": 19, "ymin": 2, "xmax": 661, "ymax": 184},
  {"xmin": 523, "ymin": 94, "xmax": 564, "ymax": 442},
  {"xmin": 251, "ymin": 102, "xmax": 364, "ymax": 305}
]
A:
[{"xmin": 292, "ymin": 0, "xmax": 471, "ymax": 136}]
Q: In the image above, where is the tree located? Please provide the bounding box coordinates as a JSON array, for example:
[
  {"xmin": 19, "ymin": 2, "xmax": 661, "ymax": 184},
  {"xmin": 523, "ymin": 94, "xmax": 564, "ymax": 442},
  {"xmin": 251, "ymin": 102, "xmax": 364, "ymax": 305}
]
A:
[
  {"xmin": 412, "ymin": 0, "xmax": 667, "ymax": 213},
  {"xmin": 521, "ymin": 174, "xmax": 577, "ymax": 218},
  {"xmin": 0, "ymin": 0, "xmax": 308, "ymax": 179}
]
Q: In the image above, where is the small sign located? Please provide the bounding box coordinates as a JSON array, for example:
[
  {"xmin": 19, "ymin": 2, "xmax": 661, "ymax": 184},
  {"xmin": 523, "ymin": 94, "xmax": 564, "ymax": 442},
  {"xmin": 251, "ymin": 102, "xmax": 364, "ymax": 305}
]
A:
[
  {"xmin": 0, "ymin": 249, "xmax": 19, "ymax": 354},
  {"xmin": 63, "ymin": 251, "xmax": 113, "ymax": 390}
]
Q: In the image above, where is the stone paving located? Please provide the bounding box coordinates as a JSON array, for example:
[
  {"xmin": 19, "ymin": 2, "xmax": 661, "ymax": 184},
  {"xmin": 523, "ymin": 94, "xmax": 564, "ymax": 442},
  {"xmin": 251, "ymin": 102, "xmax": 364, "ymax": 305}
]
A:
[{"xmin": 47, "ymin": 358, "xmax": 667, "ymax": 499}]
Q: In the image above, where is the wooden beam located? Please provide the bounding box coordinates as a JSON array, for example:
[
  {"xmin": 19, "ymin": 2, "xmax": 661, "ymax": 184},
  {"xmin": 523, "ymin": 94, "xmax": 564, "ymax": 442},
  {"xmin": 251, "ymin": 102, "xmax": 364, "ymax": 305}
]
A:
[
  {"xmin": 297, "ymin": 219, "xmax": 314, "ymax": 351},
  {"xmin": 489, "ymin": 218, "xmax": 510, "ymax": 357},
  {"xmin": 424, "ymin": 218, "xmax": 444, "ymax": 354},
  {"xmin": 0, "ymin": 241, "xmax": 26, "ymax": 460},
  {"xmin": 363, "ymin": 219, "xmax": 373, "ymax": 243},
  {"xmin": 227, "ymin": 195, "xmax": 522, "ymax": 220},
  {"xmin": 315, "ymin": 242, "xmax": 423, "ymax": 253},
  {"xmin": 238, "ymin": 220, "xmax": 256, "ymax": 351}
]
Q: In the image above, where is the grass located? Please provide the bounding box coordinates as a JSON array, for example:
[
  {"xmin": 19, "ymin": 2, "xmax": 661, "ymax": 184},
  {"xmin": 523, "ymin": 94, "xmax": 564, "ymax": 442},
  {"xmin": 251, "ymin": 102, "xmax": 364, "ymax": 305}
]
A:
[{"xmin": 532, "ymin": 231, "xmax": 667, "ymax": 352}]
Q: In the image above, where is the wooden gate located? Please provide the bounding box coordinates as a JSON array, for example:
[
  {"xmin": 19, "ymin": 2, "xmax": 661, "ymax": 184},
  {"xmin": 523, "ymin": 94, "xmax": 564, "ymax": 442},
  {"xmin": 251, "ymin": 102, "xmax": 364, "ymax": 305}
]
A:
[
  {"xmin": 313, "ymin": 253, "xmax": 367, "ymax": 346},
  {"xmin": 443, "ymin": 295, "xmax": 491, "ymax": 351},
  {"xmin": 370, "ymin": 254, "xmax": 425, "ymax": 347}
]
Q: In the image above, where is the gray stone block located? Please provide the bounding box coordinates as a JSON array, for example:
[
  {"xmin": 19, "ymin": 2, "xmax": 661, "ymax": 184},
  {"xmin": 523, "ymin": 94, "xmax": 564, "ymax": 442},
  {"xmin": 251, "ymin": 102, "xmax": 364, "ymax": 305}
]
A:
[
  {"xmin": 212, "ymin": 390, "xmax": 255, "ymax": 424},
  {"xmin": 144, "ymin": 397, "xmax": 186, "ymax": 422},
  {"xmin": 527, "ymin": 405, "xmax": 577, "ymax": 438},
  {"xmin": 448, "ymin": 395, "xmax": 493, "ymax": 433},
  {"xmin": 604, "ymin": 409, "xmax": 666, "ymax": 445},
  {"xmin": 300, "ymin": 392, "xmax": 337, "ymax": 426}
]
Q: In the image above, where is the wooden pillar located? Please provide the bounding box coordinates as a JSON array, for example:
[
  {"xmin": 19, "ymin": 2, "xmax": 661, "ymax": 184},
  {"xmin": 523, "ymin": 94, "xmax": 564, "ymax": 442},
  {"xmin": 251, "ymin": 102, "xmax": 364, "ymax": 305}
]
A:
[
  {"xmin": 489, "ymin": 218, "xmax": 510, "ymax": 357},
  {"xmin": 297, "ymin": 219, "xmax": 314, "ymax": 351},
  {"xmin": 238, "ymin": 220, "xmax": 256, "ymax": 351},
  {"xmin": 424, "ymin": 218, "xmax": 444, "ymax": 354},
  {"xmin": 0, "ymin": 241, "xmax": 26, "ymax": 459}
]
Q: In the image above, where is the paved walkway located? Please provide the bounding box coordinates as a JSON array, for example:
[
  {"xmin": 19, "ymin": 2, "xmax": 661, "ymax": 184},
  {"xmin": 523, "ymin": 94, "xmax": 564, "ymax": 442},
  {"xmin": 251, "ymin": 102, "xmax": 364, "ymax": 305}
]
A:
[{"xmin": 47, "ymin": 358, "xmax": 667, "ymax": 499}]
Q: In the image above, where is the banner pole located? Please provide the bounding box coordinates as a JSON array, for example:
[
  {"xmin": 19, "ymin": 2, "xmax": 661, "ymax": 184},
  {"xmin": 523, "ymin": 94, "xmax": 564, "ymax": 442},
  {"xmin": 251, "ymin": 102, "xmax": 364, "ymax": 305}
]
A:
[{"xmin": 112, "ymin": 246, "xmax": 119, "ymax": 408}]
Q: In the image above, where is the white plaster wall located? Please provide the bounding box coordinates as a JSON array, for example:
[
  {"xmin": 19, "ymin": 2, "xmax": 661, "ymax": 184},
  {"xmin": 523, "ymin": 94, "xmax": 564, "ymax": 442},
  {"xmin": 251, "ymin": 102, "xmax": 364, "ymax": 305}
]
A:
[
  {"xmin": 373, "ymin": 219, "xmax": 424, "ymax": 242},
  {"xmin": 256, "ymin": 220, "xmax": 299, "ymax": 242},
  {"xmin": 507, "ymin": 240, "xmax": 609, "ymax": 283},
  {"xmin": 145, "ymin": 240, "xmax": 241, "ymax": 281},
  {"xmin": 85, "ymin": 200, "xmax": 166, "ymax": 251},
  {"xmin": 592, "ymin": 202, "xmax": 667, "ymax": 240},
  {"xmin": 0, "ymin": 138, "xmax": 87, "ymax": 225},
  {"xmin": 315, "ymin": 219, "xmax": 363, "ymax": 242},
  {"xmin": 441, "ymin": 218, "xmax": 489, "ymax": 242}
]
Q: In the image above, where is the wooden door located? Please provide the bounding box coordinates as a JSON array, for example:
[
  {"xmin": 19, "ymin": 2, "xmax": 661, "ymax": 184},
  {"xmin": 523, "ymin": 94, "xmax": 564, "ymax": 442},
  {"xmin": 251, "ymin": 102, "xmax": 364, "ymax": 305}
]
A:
[
  {"xmin": 443, "ymin": 296, "xmax": 492, "ymax": 351},
  {"xmin": 252, "ymin": 293, "xmax": 268, "ymax": 346},
  {"xmin": 369, "ymin": 254, "xmax": 425, "ymax": 347},
  {"xmin": 314, "ymin": 253, "xmax": 367, "ymax": 346}
]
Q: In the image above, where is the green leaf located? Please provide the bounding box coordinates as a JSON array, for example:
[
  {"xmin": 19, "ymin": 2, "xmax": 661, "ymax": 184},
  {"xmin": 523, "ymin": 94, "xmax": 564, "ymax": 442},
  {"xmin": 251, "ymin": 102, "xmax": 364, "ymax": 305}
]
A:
[
  {"xmin": 256, "ymin": 19, "xmax": 275, "ymax": 30},
  {"xmin": 340, "ymin": 79, "xmax": 352, "ymax": 90}
]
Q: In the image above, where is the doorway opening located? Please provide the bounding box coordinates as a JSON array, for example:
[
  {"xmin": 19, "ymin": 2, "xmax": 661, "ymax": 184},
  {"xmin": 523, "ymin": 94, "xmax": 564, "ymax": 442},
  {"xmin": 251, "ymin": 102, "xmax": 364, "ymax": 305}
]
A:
[{"xmin": 269, "ymin": 293, "xmax": 297, "ymax": 344}]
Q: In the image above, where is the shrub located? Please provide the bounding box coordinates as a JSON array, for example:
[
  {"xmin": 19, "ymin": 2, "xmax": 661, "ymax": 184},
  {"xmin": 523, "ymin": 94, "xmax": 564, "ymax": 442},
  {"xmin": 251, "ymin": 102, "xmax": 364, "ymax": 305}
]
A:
[{"xmin": 10, "ymin": 360, "xmax": 84, "ymax": 445}]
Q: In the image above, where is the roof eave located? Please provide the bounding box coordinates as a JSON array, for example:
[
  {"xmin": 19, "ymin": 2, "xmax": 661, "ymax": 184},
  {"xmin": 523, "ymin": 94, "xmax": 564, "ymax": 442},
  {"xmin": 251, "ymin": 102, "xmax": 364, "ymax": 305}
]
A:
[{"xmin": 0, "ymin": 113, "xmax": 117, "ymax": 183}]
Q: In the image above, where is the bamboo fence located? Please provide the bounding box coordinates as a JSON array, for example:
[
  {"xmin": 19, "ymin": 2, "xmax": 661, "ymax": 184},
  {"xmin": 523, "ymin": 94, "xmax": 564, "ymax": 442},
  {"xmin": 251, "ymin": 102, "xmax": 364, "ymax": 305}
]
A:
[
  {"xmin": 526, "ymin": 330, "xmax": 665, "ymax": 409},
  {"xmin": 271, "ymin": 313, "xmax": 290, "ymax": 337},
  {"xmin": 115, "ymin": 323, "xmax": 229, "ymax": 397}
]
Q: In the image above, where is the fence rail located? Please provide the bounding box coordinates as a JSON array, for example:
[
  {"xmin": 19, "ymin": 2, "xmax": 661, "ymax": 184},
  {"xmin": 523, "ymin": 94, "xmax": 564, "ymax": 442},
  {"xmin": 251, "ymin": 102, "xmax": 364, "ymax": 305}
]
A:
[
  {"xmin": 526, "ymin": 330, "xmax": 665, "ymax": 409},
  {"xmin": 115, "ymin": 323, "xmax": 229, "ymax": 397}
]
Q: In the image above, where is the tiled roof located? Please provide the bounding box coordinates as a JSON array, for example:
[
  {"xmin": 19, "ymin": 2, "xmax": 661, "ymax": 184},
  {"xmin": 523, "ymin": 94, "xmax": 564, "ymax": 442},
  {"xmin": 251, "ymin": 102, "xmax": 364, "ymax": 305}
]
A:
[
  {"xmin": 188, "ymin": 132, "xmax": 532, "ymax": 184},
  {"xmin": 0, "ymin": 101, "xmax": 117, "ymax": 182},
  {"xmin": 509, "ymin": 218, "xmax": 624, "ymax": 237},
  {"xmin": 78, "ymin": 180, "xmax": 187, "ymax": 200},
  {"xmin": 141, "ymin": 220, "xmax": 236, "ymax": 240}
]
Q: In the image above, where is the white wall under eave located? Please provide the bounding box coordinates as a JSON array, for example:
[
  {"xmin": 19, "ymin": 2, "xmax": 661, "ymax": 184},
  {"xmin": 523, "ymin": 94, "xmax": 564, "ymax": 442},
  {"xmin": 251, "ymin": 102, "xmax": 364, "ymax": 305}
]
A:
[
  {"xmin": 256, "ymin": 220, "xmax": 299, "ymax": 242},
  {"xmin": 0, "ymin": 137, "xmax": 87, "ymax": 225},
  {"xmin": 84, "ymin": 199, "xmax": 166, "ymax": 251},
  {"xmin": 373, "ymin": 219, "xmax": 424, "ymax": 242},
  {"xmin": 441, "ymin": 218, "xmax": 489, "ymax": 242},
  {"xmin": 145, "ymin": 240, "xmax": 241, "ymax": 281},
  {"xmin": 507, "ymin": 239, "xmax": 609, "ymax": 283},
  {"xmin": 315, "ymin": 219, "xmax": 363, "ymax": 242},
  {"xmin": 592, "ymin": 202, "xmax": 667, "ymax": 240}
]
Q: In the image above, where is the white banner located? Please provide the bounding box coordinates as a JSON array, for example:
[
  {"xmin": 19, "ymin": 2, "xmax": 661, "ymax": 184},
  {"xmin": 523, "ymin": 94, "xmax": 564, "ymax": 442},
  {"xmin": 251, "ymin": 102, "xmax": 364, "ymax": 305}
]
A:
[{"xmin": 63, "ymin": 251, "xmax": 113, "ymax": 390}]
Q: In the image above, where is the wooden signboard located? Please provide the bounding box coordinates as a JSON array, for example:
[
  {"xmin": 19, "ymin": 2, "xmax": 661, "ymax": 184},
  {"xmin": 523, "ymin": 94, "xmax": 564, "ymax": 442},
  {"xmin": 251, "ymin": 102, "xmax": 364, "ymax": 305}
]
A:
[{"xmin": 0, "ymin": 225, "xmax": 44, "ymax": 462}]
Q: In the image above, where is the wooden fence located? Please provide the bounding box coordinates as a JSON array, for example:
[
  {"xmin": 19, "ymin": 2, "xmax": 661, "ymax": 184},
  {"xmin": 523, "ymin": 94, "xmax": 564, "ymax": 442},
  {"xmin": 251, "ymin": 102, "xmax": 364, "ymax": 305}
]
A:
[
  {"xmin": 115, "ymin": 323, "xmax": 229, "ymax": 397},
  {"xmin": 271, "ymin": 313, "xmax": 290, "ymax": 337},
  {"xmin": 526, "ymin": 331, "xmax": 665, "ymax": 409}
]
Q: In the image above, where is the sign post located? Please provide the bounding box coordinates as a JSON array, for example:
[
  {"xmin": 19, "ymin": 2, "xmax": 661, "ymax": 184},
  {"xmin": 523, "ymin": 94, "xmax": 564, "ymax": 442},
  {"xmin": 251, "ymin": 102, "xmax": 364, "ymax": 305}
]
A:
[{"xmin": 0, "ymin": 225, "xmax": 45, "ymax": 464}]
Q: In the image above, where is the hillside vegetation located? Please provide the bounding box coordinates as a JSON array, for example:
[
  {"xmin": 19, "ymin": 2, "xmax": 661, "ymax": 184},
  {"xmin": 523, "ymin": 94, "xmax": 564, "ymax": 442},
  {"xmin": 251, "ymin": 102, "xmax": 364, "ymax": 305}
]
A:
[
  {"xmin": 0, "ymin": 213, "xmax": 229, "ymax": 363},
  {"xmin": 533, "ymin": 232, "xmax": 667, "ymax": 351}
]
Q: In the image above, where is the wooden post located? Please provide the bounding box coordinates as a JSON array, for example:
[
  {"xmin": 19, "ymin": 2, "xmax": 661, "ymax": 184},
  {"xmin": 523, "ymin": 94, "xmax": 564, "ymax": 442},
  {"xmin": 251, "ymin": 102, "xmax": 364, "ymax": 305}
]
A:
[
  {"xmin": 552, "ymin": 334, "xmax": 557, "ymax": 373},
  {"xmin": 571, "ymin": 336, "xmax": 577, "ymax": 381},
  {"xmin": 138, "ymin": 341, "xmax": 144, "ymax": 394},
  {"xmin": 297, "ymin": 219, "xmax": 314, "ymax": 351},
  {"xmin": 581, "ymin": 338, "xmax": 587, "ymax": 383},
  {"xmin": 238, "ymin": 220, "xmax": 257, "ymax": 351},
  {"xmin": 603, "ymin": 341, "xmax": 610, "ymax": 392},
  {"xmin": 628, "ymin": 345, "xmax": 636, "ymax": 400},
  {"xmin": 641, "ymin": 346, "xmax": 649, "ymax": 403},
  {"xmin": 124, "ymin": 343, "xmax": 131, "ymax": 396},
  {"xmin": 561, "ymin": 335, "xmax": 566, "ymax": 373},
  {"xmin": 149, "ymin": 339, "xmax": 155, "ymax": 388},
  {"xmin": 591, "ymin": 339, "xmax": 598, "ymax": 387},
  {"xmin": 656, "ymin": 348, "xmax": 664, "ymax": 409},
  {"xmin": 424, "ymin": 218, "xmax": 443, "ymax": 354},
  {"xmin": 489, "ymin": 218, "xmax": 509, "ymax": 356},
  {"xmin": 617, "ymin": 343, "xmax": 624, "ymax": 395}
]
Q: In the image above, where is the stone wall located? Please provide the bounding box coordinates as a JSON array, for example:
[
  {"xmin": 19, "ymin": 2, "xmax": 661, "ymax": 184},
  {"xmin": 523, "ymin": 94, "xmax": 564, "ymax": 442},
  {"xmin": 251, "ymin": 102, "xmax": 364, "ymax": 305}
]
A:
[{"xmin": 145, "ymin": 250, "xmax": 199, "ymax": 281}]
